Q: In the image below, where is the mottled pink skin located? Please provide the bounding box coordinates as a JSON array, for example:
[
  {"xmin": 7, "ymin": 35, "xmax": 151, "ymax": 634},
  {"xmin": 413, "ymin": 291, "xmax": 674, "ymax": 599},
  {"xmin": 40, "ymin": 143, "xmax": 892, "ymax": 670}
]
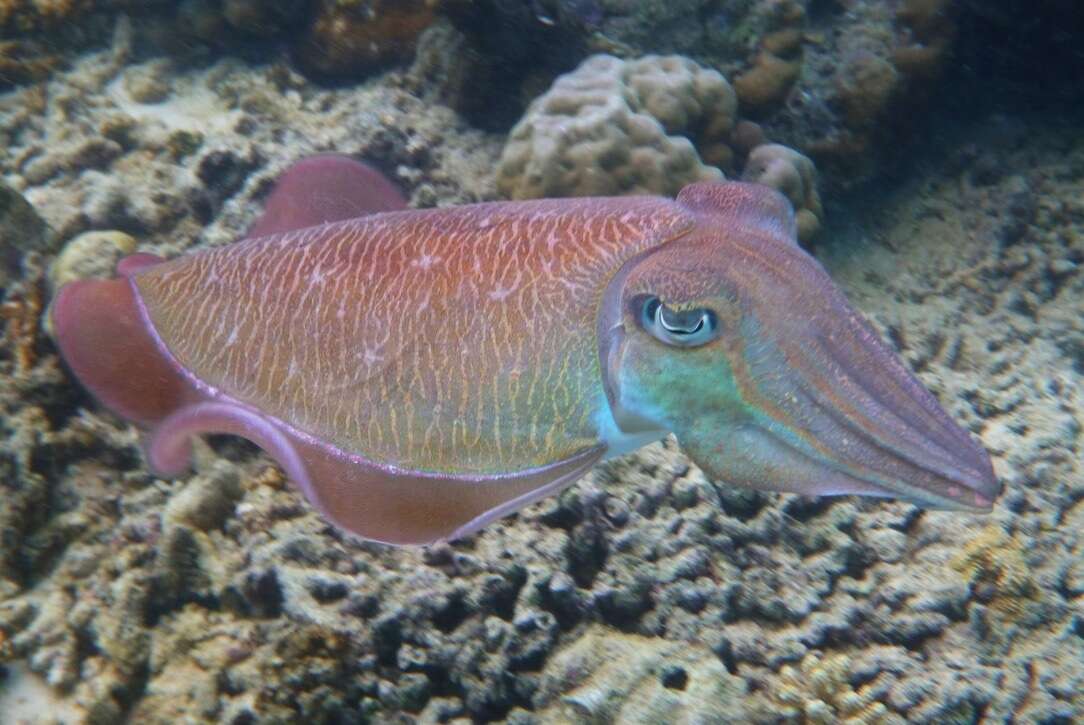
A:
[{"xmin": 244, "ymin": 154, "xmax": 407, "ymax": 238}]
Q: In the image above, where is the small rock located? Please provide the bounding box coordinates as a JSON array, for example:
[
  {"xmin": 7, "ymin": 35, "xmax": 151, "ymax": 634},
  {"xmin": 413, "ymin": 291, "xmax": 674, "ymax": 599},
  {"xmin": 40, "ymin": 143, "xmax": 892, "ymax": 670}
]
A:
[
  {"xmin": 864, "ymin": 528, "xmax": 908, "ymax": 563},
  {"xmin": 49, "ymin": 230, "xmax": 137, "ymax": 291},
  {"xmin": 123, "ymin": 61, "xmax": 172, "ymax": 104},
  {"xmin": 163, "ymin": 465, "xmax": 243, "ymax": 532}
]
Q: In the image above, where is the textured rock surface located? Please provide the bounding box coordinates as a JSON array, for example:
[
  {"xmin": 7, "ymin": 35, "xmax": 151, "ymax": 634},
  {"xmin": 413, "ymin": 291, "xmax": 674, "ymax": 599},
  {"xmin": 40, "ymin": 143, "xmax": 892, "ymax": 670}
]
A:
[
  {"xmin": 534, "ymin": 625, "xmax": 748, "ymax": 722},
  {"xmin": 0, "ymin": 13, "xmax": 1081, "ymax": 725}
]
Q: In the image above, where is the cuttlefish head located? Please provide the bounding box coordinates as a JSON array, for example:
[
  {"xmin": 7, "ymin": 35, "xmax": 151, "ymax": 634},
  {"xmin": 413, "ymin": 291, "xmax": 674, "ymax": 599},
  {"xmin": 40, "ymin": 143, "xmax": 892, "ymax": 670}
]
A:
[{"xmin": 601, "ymin": 182, "xmax": 999, "ymax": 510}]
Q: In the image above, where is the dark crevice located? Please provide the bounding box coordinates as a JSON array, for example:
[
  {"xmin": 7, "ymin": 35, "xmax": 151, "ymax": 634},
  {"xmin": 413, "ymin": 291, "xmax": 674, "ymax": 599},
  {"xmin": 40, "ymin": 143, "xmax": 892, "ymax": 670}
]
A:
[
  {"xmin": 565, "ymin": 524, "xmax": 608, "ymax": 588},
  {"xmin": 713, "ymin": 637, "xmax": 739, "ymax": 675},
  {"xmin": 780, "ymin": 495, "xmax": 835, "ymax": 522},
  {"xmin": 660, "ymin": 665, "xmax": 688, "ymax": 690},
  {"xmin": 478, "ymin": 565, "xmax": 527, "ymax": 621},
  {"xmin": 431, "ymin": 591, "xmax": 471, "ymax": 633}
]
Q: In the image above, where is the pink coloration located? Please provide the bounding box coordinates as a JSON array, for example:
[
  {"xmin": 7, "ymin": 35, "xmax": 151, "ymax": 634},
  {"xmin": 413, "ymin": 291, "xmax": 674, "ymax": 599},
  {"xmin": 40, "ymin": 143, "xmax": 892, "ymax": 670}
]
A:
[
  {"xmin": 53, "ymin": 276, "xmax": 191, "ymax": 426},
  {"xmin": 117, "ymin": 253, "xmax": 166, "ymax": 277},
  {"xmin": 54, "ymin": 155, "xmax": 626, "ymax": 544},
  {"xmin": 147, "ymin": 397, "xmax": 603, "ymax": 544},
  {"xmin": 244, "ymin": 154, "xmax": 407, "ymax": 238},
  {"xmin": 52, "ymin": 157, "xmax": 1000, "ymax": 546}
]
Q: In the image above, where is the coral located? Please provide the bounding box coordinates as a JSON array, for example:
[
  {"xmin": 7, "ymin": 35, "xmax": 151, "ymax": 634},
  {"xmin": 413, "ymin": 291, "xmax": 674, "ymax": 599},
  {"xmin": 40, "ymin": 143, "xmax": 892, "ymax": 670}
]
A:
[
  {"xmin": 892, "ymin": 0, "xmax": 956, "ymax": 79},
  {"xmin": 732, "ymin": 0, "xmax": 806, "ymax": 113},
  {"xmin": 498, "ymin": 55, "xmax": 823, "ymax": 238},
  {"xmin": 497, "ymin": 54, "xmax": 736, "ymax": 199},
  {"xmin": 733, "ymin": 50, "xmax": 801, "ymax": 112},
  {"xmin": 827, "ymin": 0, "xmax": 956, "ymax": 132},
  {"xmin": 834, "ymin": 53, "xmax": 900, "ymax": 129},
  {"xmin": 403, "ymin": 19, "xmax": 478, "ymax": 113},
  {"xmin": 742, "ymin": 143, "xmax": 822, "ymax": 242},
  {"xmin": 783, "ymin": 0, "xmax": 960, "ymax": 185},
  {"xmin": 732, "ymin": 3, "xmax": 810, "ymax": 113},
  {"xmin": 293, "ymin": 0, "xmax": 440, "ymax": 77},
  {"xmin": 763, "ymin": 651, "xmax": 907, "ymax": 724}
]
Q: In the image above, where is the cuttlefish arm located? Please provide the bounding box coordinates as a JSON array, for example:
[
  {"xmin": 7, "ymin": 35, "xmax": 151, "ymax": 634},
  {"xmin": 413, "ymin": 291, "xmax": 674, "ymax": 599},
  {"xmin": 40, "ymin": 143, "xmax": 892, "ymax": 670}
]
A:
[
  {"xmin": 601, "ymin": 182, "xmax": 999, "ymax": 511},
  {"xmin": 53, "ymin": 158, "xmax": 998, "ymax": 546}
]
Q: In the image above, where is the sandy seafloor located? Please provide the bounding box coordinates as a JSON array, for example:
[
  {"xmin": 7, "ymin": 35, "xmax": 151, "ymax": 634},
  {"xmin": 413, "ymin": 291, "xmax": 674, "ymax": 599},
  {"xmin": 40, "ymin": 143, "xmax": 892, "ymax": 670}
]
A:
[{"xmin": 0, "ymin": 22, "xmax": 1082, "ymax": 725}]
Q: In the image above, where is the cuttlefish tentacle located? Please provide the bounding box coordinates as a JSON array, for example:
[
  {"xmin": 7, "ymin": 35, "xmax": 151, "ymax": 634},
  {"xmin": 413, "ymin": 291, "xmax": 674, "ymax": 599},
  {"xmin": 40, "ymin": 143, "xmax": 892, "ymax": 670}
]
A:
[
  {"xmin": 53, "ymin": 156, "xmax": 999, "ymax": 546},
  {"xmin": 604, "ymin": 182, "xmax": 998, "ymax": 510}
]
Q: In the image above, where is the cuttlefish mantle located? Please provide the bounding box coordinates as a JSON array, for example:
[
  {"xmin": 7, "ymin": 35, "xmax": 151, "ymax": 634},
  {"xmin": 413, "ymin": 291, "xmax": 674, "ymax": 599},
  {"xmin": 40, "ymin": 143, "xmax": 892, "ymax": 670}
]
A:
[{"xmin": 53, "ymin": 154, "xmax": 1000, "ymax": 545}]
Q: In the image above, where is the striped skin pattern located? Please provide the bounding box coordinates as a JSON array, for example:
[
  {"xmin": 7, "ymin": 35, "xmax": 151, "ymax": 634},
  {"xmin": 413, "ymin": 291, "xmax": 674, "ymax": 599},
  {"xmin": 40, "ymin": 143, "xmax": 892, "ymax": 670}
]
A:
[
  {"xmin": 135, "ymin": 198, "xmax": 694, "ymax": 475},
  {"xmin": 54, "ymin": 158, "xmax": 999, "ymax": 544}
]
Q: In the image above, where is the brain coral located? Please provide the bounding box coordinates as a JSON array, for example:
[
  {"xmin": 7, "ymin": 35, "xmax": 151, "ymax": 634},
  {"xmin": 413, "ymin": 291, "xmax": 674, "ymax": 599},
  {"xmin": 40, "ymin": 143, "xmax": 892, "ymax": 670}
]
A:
[{"xmin": 496, "ymin": 54, "xmax": 738, "ymax": 200}]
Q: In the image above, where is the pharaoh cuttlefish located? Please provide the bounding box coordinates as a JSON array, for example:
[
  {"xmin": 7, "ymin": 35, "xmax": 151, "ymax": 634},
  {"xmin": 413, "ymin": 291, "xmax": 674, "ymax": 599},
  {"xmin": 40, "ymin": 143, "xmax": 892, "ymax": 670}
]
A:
[{"xmin": 53, "ymin": 155, "xmax": 999, "ymax": 545}]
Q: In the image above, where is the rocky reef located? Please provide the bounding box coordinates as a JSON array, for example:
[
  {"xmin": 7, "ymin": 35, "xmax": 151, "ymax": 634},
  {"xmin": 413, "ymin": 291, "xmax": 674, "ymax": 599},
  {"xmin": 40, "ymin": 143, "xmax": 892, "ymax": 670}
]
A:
[{"xmin": 0, "ymin": 1, "xmax": 1082, "ymax": 723}]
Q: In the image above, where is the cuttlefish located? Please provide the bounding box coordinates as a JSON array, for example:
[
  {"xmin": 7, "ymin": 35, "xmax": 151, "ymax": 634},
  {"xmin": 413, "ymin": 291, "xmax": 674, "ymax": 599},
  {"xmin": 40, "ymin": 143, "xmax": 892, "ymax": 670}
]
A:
[{"xmin": 53, "ymin": 155, "xmax": 999, "ymax": 545}]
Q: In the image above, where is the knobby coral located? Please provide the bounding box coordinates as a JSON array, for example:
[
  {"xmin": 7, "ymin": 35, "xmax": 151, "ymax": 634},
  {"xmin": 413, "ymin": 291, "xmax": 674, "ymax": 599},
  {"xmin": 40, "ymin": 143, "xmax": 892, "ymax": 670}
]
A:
[
  {"xmin": 498, "ymin": 53, "xmax": 824, "ymax": 241},
  {"xmin": 498, "ymin": 54, "xmax": 736, "ymax": 200}
]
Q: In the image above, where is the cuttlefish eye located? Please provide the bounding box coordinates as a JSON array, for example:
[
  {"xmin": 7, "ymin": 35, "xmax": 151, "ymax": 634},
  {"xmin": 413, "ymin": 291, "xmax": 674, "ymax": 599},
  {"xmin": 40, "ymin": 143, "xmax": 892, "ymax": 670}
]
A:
[{"xmin": 640, "ymin": 295, "xmax": 720, "ymax": 347}]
